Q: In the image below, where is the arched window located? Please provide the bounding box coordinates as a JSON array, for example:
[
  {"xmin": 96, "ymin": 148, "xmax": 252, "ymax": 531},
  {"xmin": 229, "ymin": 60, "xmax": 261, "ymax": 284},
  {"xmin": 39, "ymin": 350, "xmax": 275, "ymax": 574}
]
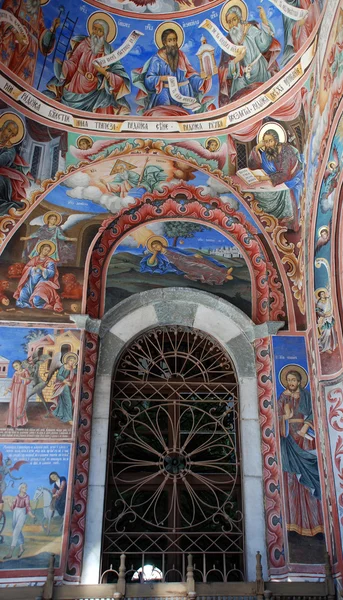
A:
[{"xmin": 102, "ymin": 326, "xmax": 243, "ymax": 583}]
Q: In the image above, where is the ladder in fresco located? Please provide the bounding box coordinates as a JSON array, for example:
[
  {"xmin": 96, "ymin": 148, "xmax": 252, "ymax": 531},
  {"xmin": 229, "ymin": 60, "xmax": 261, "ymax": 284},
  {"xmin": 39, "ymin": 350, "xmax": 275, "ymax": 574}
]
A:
[{"xmin": 37, "ymin": 8, "xmax": 79, "ymax": 89}]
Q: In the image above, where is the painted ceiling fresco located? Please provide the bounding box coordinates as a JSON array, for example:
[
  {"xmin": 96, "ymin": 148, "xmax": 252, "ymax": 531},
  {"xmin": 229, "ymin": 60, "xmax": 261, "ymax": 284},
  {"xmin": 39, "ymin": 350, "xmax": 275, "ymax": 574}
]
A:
[
  {"xmin": 0, "ymin": 0, "xmax": 342, "ymax": 588},
  {"xmin": 0, "ymin": 0, "xmax": 321, "ymax": 119}
]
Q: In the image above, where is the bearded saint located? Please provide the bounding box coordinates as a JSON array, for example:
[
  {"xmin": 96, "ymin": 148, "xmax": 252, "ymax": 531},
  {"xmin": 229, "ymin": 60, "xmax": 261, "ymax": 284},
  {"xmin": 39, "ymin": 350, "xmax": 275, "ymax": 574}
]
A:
[
  {"xmin": 45, "ymin": 19, "xmax": 130, "ymax": 115},
  {"xmin": 132, "ymin": 28, "xmax": 212, "ymax": 116},
  {"xmin": 0, "ymin": 120, "xmax": 31, "ymax": 217},
  {"xmin": 0, "ymin": 0, "xmax": 60, "ymax": 86},
  {"xmin": 218, "ymin": 6, "xmax": 280, "ymax": 106},
  {"xmin": 278, "ymin": 369, "xmax": 324, "ymax": 537},
  {"xmin": 248, "ymin": 130, "xmax": 303, "ymax": 232}
]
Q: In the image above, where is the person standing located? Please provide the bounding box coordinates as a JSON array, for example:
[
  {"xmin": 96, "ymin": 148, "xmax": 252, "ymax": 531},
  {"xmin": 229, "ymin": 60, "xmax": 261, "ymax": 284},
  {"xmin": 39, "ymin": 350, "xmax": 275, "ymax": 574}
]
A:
[
  {"xmin": 278, "ymin": 366, "xmax": 324, "ymax": 537},
  {"xmin": 4, "ymin": 483, "xmax": 35, "ymax": 559},
  {"xmin": 4, "ymin": 361, "xmax": 31, "ymax": 428},
  {"xmin": 50, "ymin": 353, "xmax": 78, "ymax": 424},
  {"xmin": 49, "ymin": 472, "xmax": 67, "ymax": 517}
]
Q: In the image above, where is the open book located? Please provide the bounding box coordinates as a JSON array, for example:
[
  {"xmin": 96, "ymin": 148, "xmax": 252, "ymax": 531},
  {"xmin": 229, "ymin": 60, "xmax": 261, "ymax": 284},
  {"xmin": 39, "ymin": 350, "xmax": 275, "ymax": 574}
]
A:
[{"xmin": 236, "ymin": 168, "xmax": 267, "ymax": 185}]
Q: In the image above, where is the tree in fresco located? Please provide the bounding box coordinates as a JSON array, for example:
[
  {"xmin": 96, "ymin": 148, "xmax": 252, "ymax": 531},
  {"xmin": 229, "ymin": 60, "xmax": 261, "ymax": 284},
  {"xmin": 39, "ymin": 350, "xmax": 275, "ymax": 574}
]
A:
[{"xmin": 163, "ymin": 222, "xmax": 206, "ymax": 247}]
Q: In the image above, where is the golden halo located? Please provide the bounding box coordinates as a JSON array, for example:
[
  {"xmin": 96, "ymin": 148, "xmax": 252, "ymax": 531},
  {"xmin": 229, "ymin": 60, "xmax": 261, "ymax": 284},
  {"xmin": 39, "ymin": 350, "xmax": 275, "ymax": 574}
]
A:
[
  {"xmin": 43, "ymin": 211, "xmax": 62, "ymax": 226},
  {"xmin": 36, "ymin": 240, "xmax": 56, "ymax": 256},
  {"xmin": 279, "ymin": 364, "xmax": 308, "ymax": 390},
  {"xmin": 220, "ymin": 0, "xmax": 248, "ymax": 31},
  {"xmin": 87, "ymin": 12, "xmax": 117, "ymax": 43},
  {"xmin": 318, "ymin": 225, "xmax": 329, "ymax": 236},
  {"xmin": 258, "ymin": 122, "xmax": 286, "ymax": 145},
  {"xmin": 76, "ymin": 135, "xmax": 93, "ymax": 149},
  {"xmin": 62, "ymin": 352, "xmax": 78, "ymax": 366},
  {"xmin": 328, "ymin": 160, "xmax": 338, "ymax": 171},
  {"xmin": 40, "ymin": 0, "xmax": 50, "ymax": 5},
  {"xmin": 0, "ymin": 113, "xmax": 25, "ymax": 146},
  {"xmin": 155, "ymin": 22, "xmax": 185, "ymax": 49},
  {"xmin": 315, "ymin": 287, "xmax": 329, "ymax": 300},
  {"xmin": 147, "ymin": 235, "xmax": 168, "ymax": 252},
  {"xmin": 205, "ymin": 137, "xmax": 221, "ymax": 151}
]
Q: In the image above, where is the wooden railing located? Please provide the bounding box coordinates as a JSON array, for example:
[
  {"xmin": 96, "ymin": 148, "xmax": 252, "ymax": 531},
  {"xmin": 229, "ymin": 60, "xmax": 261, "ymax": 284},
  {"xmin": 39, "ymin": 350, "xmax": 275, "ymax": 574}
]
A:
[{"xmin": 0, "ymin": 552, "xmax": 336, "ymax": 600}]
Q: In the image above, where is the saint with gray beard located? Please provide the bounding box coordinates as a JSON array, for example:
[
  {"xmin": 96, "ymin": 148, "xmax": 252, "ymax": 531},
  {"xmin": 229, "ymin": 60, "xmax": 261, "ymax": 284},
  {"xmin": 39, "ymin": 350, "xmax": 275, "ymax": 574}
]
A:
[
  {"xmin": 0, "ymin": 0, "xmax": 60, "ymax": 86},
  {"xmin": 218, "ymin": 5, "xmax": 280, "ymax": 106},
  {"xmin": 45, "ymin": 18, "xmax": 131, "ymax": 115}
]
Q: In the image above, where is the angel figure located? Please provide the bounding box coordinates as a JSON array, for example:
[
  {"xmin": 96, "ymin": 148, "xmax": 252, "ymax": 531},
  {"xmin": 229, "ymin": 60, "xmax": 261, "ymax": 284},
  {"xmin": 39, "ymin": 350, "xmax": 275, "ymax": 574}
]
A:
[
  {"xmin": 21, "ymin": 211, "xmax": 91, "ymax": 264},
  {"xmin": 172, "ymin": 138, "xmax": 229, "ymax": 170},
  {"xmin": 322, "ymin": 147, "xmax": 340, "ymax": 201},
  {"xmin": 69, "ymin": 136, "xmax": 123, "ymax": 163},
  {"xmin": 315, "ymin": 221, "xmax": 331, "ymax": 255}
]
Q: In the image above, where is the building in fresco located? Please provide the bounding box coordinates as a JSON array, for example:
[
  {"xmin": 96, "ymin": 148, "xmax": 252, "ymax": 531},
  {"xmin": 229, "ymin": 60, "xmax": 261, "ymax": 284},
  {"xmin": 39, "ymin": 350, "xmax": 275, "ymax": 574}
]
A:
[{"xmin": 0, "ymin": 0, "xmax": 343, "ymax": 598}]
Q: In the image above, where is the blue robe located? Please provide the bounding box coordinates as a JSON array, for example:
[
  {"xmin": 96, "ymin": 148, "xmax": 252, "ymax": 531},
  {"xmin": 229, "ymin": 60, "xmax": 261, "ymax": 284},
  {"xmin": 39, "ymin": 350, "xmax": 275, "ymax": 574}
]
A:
[{"xmin": 133, "ymin": 49, "xmax": 207, "ymax": 114}]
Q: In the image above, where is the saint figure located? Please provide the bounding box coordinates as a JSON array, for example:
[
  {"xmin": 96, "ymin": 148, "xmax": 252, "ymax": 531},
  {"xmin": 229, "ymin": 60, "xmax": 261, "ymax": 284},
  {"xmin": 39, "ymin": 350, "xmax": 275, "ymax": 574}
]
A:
[
  {"xmin": 50, "ymin": 353, "xmax": 77, "ymax": 424},
  {"xmin": 282, "ymin": 0, "xmax": 321, "ymax": 66},
  {"xmin": 14, "ymin": 241, "xmax": 63, "ymax": 312},
  {"xmin": 132, "ymin": 26, "xmax": 212, "ymax": 116},
  {"xmin": 101, "ymin": 160, "xmax": 140, "ymax": 198},
  {"xmin": 315, "ymin": 289, "xmax": 338, "ymax": 354},
  {"xmin": 0, "ymin": 0, "xmax": 60, "ymax": 85},
  {"xmin": 248, "ymin": 128, "xmax": 303, "ymax": 231},
  {"xmin": 0, "ymin": 116, "xmax": 31, "ymax": 216},
  {"xmin": 49, "ymin": 471, "xmax": 67, "ymax": 517},
  {"xmin": 218, "ymin": 4, "xmax": 280, "ymax": 106},
  {"xmin": 140, "ymin": 236, "xmax": 234, "ymax": 285},
  {"xmin": 46, "ymin": 16, "xmax": 130, "ymax": 115},
  {"xmin": 4, "ymin": 360, "xmax": 31, "ymax": 428},
  {"xmin": 278, "ymin": 366, "xmax": 324, "ymax": 537}
]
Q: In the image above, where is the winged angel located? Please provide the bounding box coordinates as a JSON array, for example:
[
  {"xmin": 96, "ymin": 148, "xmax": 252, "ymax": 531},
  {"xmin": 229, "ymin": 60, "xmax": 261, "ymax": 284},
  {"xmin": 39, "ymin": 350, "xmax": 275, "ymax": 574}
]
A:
[{"xmin": 172, "ymin": 139, "xmax": 229, "ymax": 171}]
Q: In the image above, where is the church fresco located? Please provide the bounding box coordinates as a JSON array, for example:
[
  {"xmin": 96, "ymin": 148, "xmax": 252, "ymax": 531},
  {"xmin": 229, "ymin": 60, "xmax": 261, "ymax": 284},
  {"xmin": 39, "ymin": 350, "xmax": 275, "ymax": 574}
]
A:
[
  {"xmin": 272, "ymin": 335, "xmax": 326, "ymax": 565},
  {"xmin": 0, "ymin": 327, "xmax": 81, "ymax": 438},
  {"xmin": 0, "ymin": 0, "xmax": 322, "ymax": 117},
  {"xmin": 105, "ymin": 220, "xmax": 252, "ymax": 316},
  {"xmin": 0, "ymin": 442, "xmax": 71, "ymax": 572}
]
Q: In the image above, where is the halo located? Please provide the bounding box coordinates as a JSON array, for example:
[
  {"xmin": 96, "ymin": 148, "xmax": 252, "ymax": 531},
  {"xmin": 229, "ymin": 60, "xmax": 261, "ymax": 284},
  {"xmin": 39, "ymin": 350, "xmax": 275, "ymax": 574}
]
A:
[
  {"xmin": 36, "ymin": 240, "xmax": 56, "ymax": 256},
  {"xmin": 147, "ymin": 235, "xmax": 168, "ymax": 252},
  {"xmin": 76, "ymin": 135, "xmax": 93, "ymax": 149},
  {"xmin": 220, "ymin": 0, "xmax": 248, "ymax": 31},
  {"xmin": 155, "ymin": 22, "xmax": 184, "ymax": 49},
  {"xmin": 87, "ymin": 12, "xmax": 117, "ymax": 43},
  {"xmin": 279, "ymin": 364, "xmax": 308, "ymax": 390},
  {"xmin": 0, "ymin": 113, "xmax": 25, "ymax": 146},
  {"xmin": 328, "ymin": 160, "xmax": 338, "ymax": 171},
  {"xmin": 315, "ymin": 287, "xmax": 329, "ymax": 300},
  {"xmin": 258, "ymin": 122, "xmax": 287, "ymax": 145},
  {"xmin": 43, "ymin": 211, "xmax": 62, "ymax": 226},
  {"xmin": 40, "ymin": 0, "xmax": 50, "ymax": 5},
  {"xmin": 205, "ymin": 137, "xmax": 221, "ymax": 151},
  {"xmin": 62, "ymin": 352, "xmax": 78, "ymax": 366},
  {"xmin": 318, "ymin": 225, "xmax": 329, "ymax": 236}
]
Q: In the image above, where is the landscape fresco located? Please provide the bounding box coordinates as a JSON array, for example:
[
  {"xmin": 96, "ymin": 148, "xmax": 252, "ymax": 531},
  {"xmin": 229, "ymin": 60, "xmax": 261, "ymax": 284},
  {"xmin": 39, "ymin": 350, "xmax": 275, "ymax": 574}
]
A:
[
  {"xmin": 0, "ymin": 443, "xmax": 71, "ymax": 571},
  {"xmin": 106, "ymin": 220, "xmax": 252, "ymax": 316}
]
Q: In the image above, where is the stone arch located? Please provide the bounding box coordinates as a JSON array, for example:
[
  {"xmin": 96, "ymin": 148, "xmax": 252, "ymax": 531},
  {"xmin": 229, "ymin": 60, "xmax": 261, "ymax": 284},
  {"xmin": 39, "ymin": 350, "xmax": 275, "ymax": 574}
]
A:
[{"xmin": 81, "ymin": 288, "xmax": 281, "ymax": 584}]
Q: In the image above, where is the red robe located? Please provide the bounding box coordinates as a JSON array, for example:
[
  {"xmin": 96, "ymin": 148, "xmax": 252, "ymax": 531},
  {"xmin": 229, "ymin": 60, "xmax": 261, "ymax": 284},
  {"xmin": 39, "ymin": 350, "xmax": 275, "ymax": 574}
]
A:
[
  {"xmin": 6, "ymin": 368, "xmax": 31, "ymax": 428},
  {"xmin": 0, "ymin": 0, "xmax": 54, "ymax": 86}
]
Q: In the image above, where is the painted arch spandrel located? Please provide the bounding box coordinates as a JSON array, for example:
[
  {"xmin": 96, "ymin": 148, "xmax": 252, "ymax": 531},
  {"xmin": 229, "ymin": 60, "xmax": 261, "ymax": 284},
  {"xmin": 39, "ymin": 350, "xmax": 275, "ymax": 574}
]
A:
[
  {"xmin": 0, "ymin": 0, "xmax": 323, "ymax": 117},
  {"xmin": 105, "ymin": 220, "xmax": 253, "ymax": 317}
]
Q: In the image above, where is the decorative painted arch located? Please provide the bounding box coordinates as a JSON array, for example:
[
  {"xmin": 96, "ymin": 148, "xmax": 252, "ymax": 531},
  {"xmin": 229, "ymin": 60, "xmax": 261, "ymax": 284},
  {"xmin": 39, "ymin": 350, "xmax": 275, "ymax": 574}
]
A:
[{"xmin": 86, "ymin": 183, "xmax": 286, "ymax": 324}]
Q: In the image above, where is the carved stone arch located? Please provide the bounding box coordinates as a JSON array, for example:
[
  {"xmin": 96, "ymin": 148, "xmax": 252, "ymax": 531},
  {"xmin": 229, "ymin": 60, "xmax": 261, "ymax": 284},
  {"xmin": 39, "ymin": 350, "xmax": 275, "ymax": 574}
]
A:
[{"xmin": 82, "ymin": 288, "xmax": 281, "ymax": 584}]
